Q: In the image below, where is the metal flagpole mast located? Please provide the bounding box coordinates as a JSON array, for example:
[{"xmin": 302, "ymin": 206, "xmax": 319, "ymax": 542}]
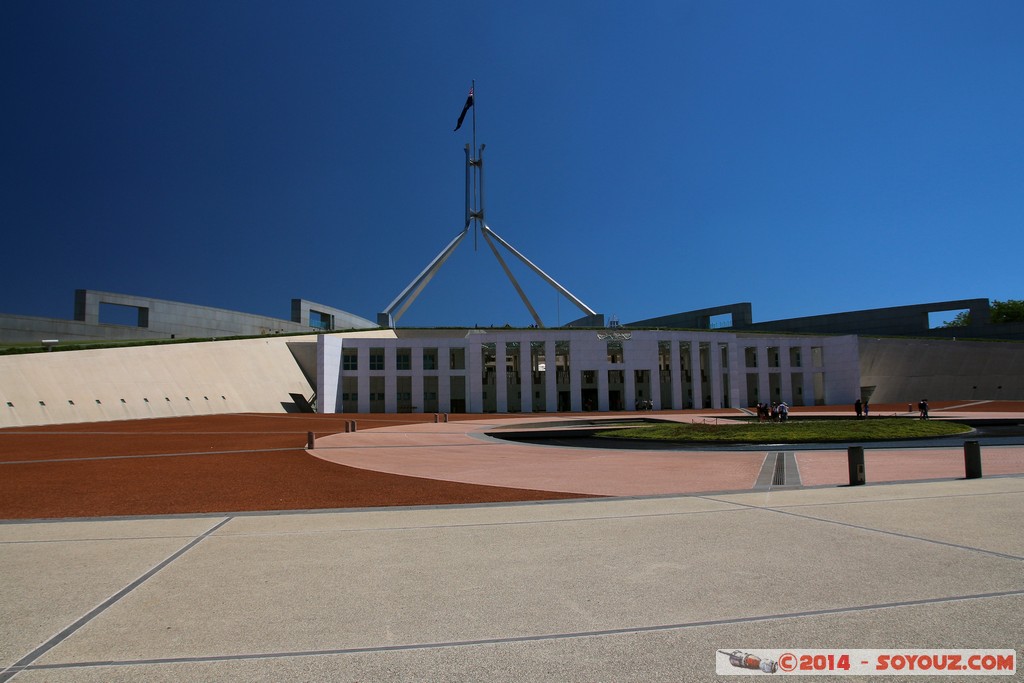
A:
[
  {"xmin": 472, "ymin": 79, "xmax": 477, "ymax": 251},
  {"xmin": 377, "ymin": 80, "xmax": 600, "ymax": 328}
]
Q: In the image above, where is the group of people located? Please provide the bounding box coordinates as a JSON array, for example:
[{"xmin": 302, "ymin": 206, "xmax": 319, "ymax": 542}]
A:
[
  {"xmin": 755, "ymin": 401, "xmax": 789, "ymax": 422},
  {"xmin": 854, "ymin": 398, "xmax": 871, "ymax": 418}
]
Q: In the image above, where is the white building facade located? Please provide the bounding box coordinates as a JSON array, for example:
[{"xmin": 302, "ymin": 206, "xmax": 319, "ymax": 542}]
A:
[{"xmin": 317, "ymin": 329, "xmax": 861, "ymax": 414}]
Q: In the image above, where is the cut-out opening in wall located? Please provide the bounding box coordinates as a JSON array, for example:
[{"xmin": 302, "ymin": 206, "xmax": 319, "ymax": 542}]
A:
[
  {"xmin": 928, "ymin": 309, "xmax": 970, "ymax": 329},
  {"xmin": 709, "ymin": 313, "xmax": 732, "ymax": 329},
  {"xmin": 99, "ymin": 302, "xmax": 148, "ymax": 327}
]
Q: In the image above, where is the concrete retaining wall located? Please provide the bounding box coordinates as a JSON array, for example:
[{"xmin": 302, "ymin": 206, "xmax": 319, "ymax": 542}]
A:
[
  {"xmin": 859, "ymin": 337, "xmax": 1024, "ymax": 403},
  {"xmin": 0, "ymin": 337, "xmax": 313, "ymax": 428}
]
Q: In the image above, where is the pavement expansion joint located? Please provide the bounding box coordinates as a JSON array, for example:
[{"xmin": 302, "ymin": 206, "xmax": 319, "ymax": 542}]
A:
[
  {"xmin": 705, "ymin": 496, "xmax": 1024, "ymax": 562},
  {"xmin": 0, "ymin": 517, "xmax": 233, "ymax": 683},
  {"xmin": 12, "ymin": 590, "xmax": 1024, "ymax": 677},
  {"xmin": 0, "ymin": 447, "xmax": 299, "ymax": 466},
  {"xmin": 757, "ymin": 486, "xmax": 1024, "ymax": 511}
]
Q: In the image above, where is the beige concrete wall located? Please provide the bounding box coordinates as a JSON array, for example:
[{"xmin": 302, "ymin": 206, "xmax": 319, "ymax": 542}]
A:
[
  {"xmin": 859, "ymin": 337, "xmax": 1024, "ymax": 403},
  {"xmin": 0, "ymin": 338, "xmax": 313, "ymax": 428}
]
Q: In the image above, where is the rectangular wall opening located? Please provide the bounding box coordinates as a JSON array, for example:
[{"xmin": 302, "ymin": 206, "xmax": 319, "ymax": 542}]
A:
[
  {"xmin": 709, "ymin": 313, "xmax": 732, "ymax": 329},
  {"xmin": 99, "ymin": 302, "xmax": 148, "ymax": 327},
  {"xmin": 309, "ymin": 310, "xmax": 334, "ymax": 330},
  {"xmin": 929, "ymin": 309, "xmax": 970, "ymax": 328}
]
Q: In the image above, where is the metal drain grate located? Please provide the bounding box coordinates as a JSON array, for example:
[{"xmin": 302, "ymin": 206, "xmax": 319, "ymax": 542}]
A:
[
  {"xmin": 772, "ymin": 452, "xmax": 786, "ymax": 485},
  {"xmin": 755, "ymin": 451, "xmax": 800, "ymax": 489}
]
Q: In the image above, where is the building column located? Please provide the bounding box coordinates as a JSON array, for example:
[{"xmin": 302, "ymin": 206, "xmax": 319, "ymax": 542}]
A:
[
  {"xmin": 598, "ymin": 367, "xmax": 610, "ymax": 412},
  {"xmin": 519, "ymin": 341, "xmax": 532, "ymax": 413},
  {"xmin": 410, "ymin": 344, "xmax": 424, "ymax": 414},
  {"xmin": 726, "ymin": 343, "xmax": 742, "ymax": 408},
  {"xmin": 495, "ymin": 339, "xmax": 508, "ymax": 413},
  {"xmin": 757, "ymin": 345, "xmax": 770, "ymax": 405},
  {"xmin": 779, "ymin": 344, "xmax": 794, "ymax": 405},
  {"xmin": 709, "ymin": 342, "xmax": 724, "ymax": 409},
  {"xmin": 689, "ymin": 341, "xmax": 702, "ymax": 409},
  {"xmin": 316, "ymin": 335, "xmax": 341, "ymax": 414},
  {"xmin": 357, "ymin": 347, "xmax": 371, "ymax": 413},
  {"xmin": 438, "ymin": 346, "xmax": 451, "ymax": 413},
  {"xmin": 545, "ymin": 339, "xmax": 557, "ymax": 412},
  {"xmin": 624, "ymin": 368, "xmax": 636, "ymax": 410},
  {"xmin": 383, "ymin": 346, "xmax": 397, "ymax": 413},
  {"xmin": 466, "ymin": 342, "xmax": 481, "ymax": 413}
]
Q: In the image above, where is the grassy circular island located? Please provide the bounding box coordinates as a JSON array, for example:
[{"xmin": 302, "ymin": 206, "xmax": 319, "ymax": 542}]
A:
[{"xmin": 594, "ymin": 418, "xmax": 972, "ymax": 444}]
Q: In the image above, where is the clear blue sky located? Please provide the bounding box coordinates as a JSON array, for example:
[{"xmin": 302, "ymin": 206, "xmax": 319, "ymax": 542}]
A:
[{"xmin": 3, "ymin": 1, "xmax": 1022, "ymax": 329}]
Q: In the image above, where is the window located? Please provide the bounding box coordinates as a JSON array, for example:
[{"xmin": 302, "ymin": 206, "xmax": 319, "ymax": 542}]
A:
[
  {"xmin": 450, "ymin": 347, "xmax": 466, "ymax": 370},
  {"xmin": 343, "ymin": 351, "xmax": 358, "ymax": 371},
  {"xmin": 396, "ymin": 348, "xmax": 411, "ymax": 371},
  {"xmin": 423, "ymin": 348, "xmax": 438, "ymax": 370},
  {"xmin": 370, "ymin": 348, "xmax": 384, "ymax": 371}
]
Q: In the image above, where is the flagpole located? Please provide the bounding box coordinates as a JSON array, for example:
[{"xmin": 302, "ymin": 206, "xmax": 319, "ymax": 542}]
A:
[{"xmin": 472, "ymin": 79, "xmax": 477, "ymax": 251}]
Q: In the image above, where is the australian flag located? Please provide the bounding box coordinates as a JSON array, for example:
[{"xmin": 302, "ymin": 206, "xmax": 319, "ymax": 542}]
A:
[{"xmin": 453, "ymin": 86, "xmax": 474, "ymax": 131}]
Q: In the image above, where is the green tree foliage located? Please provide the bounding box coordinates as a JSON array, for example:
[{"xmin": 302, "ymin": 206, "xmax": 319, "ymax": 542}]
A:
[
  {"xmin": 990, "ymin": 299, "xmax": 1024, "ymax": 323},
  {"xmin": 941, "ymin": 299, "xmax": 1024, "ymax": 327},
  {"xmin": 943, "ymin": 310, "xmax": 971, "ymax": 327}
]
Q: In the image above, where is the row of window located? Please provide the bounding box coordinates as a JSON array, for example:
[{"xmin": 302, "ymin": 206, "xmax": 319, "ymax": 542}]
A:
[
  {"xmin": 344, "ymin": 348, "xmax": 452, "ymax": 371},
  {"xmin": 342, "ymin": 343, "xmax": 824, "ymax": 372},
  {"xmin": 342, "ymin": 392, "xmax": 438, "ymax": 402}
]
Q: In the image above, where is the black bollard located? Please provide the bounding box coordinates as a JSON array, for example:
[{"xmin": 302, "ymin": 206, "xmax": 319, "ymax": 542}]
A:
[
  {"xmin": 847, "ymin": 446, "xmax": 865, "ymax": 486},
  {"xmin": 306, "ymin": 431, "xmax": 314, "ymax": 449},
  {"xmin": 964, "ymin": 440, "xmax": 982, "ymax": 479}
]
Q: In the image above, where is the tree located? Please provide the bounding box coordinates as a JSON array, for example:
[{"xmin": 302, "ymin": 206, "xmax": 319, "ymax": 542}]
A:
[
  {"xmin": 942, "ymin": 310, "xmax": 971, "ymax": 327},
  {"xmin": 941, "ymin": 299, "xmax": 1024, "ymax": 327},
  {"xmin": 990, "ymin": 299, "xmax": 1024, "ymax": 323}
]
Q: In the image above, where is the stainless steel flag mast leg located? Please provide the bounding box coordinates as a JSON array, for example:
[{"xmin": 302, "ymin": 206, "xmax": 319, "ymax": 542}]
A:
[
  {"xmin": 480, "ymin": 227, "xmax": 544, "ymax": 328},
  {"xmin": 377, "ymin": 228, "xmax": 469, "ymax": 328},
  {"xmin": 481, "ymin": 224, "xmax": 597, "ymax": 318}
]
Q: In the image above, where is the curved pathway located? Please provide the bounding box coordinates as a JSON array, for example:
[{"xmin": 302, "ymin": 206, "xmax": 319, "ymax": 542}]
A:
[{"xmin": 310, "ymin": 408, "xmax": 1024, "ymax": 495}]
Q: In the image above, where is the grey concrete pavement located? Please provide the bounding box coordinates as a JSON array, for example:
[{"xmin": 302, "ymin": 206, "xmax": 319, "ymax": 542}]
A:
[{"xmin": 2, "ymin": 478, "xmax": 1022, "ymax": 682}]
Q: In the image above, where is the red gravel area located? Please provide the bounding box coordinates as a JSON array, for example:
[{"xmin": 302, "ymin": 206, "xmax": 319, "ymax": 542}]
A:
[{"xmin": 0, "ymin": 414, "xmax": 590, "ymax": 520}]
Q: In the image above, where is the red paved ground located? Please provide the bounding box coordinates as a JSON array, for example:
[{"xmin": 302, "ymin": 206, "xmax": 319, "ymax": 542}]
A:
[
  {"xmin": 0, "ymin": 414, "xmax": 589, "ymax": 519},
  {"xmin": 3, "ymin": 404, "xmax": 1022, "ymax": 519}
]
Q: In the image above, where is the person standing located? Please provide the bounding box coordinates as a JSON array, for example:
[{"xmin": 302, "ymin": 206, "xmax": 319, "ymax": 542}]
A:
[
  {"xmin": 918, "ymin": 399, "xmax": 929, "ymax": 419},
  {"xmin": 855, "ymin": 398, "xmax": 863, "ymax": 418}
]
